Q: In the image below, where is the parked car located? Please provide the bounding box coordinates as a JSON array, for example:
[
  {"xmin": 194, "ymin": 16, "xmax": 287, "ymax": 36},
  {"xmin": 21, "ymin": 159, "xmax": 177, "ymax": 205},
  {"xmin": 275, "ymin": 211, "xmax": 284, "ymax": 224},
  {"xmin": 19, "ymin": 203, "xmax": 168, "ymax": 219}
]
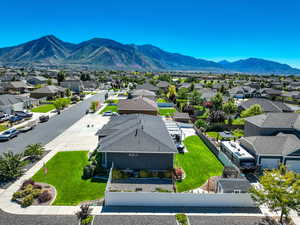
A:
[
  {"xmin": 18, "ymin": 120, "xmax": 37, "ymax": 133},
  {"xmin": 0, "ymin": 128, "xmax": 19, "ymax": 141},
  {"xmin": 14, "ymin": 111, "xmax": 33, "ymax": 118},
  {"xmin": 39, "ymin": 115, "xmax": 49, "ymax": 123},
  {"xmin": 0, "ymin": 114, "xmax": 11, "ymax": 122},
  {"xmin": 112, "ymin": 112, "xmax": 119, "ymax": 116},
  {"xmin": 176, "ymin": 143, "xmax": 184, "ymax": 154},
  {"xmin": 9, "ymin": 116, "xmax": 23, "ymax": 123},
  {"xmin": 103, "ymin": 111, "xmax": 113, "ymax": 116}
]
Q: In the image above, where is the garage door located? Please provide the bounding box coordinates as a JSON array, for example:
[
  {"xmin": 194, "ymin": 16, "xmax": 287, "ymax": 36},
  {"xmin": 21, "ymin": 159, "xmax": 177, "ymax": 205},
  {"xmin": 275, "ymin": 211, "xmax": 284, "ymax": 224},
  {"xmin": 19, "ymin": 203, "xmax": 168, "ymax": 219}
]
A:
[
  {"xmin": 260, "ymin": 158, "xmax": 280, "ymax": 169},
  {"xmin": 286, "ymin": 160, "xmax": 300, "ymax": 173}
]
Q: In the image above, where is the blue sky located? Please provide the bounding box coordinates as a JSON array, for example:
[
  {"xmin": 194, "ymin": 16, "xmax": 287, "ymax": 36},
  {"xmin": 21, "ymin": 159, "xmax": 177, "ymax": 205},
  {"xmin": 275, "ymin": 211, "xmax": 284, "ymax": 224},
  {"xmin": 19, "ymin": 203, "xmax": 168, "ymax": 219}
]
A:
[{"xmin": 1, "ymin": 0, "xmax": 300, "ymax": 67}]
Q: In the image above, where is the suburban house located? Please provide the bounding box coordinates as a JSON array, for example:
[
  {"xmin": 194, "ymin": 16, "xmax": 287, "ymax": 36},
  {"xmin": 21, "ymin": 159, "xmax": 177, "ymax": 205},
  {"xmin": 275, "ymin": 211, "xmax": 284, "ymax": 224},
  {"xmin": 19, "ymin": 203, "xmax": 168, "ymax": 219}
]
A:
[
  {"xmin": 96, "ymin": 114, "xmax": 177, "ymax": 170},
  {"xmin": 239, "ymin": 98, "xmax": 292, "ymax": 113},
  {"xmin": 131, "ymin": 89, "xmax": 156, "ymax": 100},
  {"xmin": 240, "ymin": 133, "xmax": 300, "ymax": 172},
  {"xmin": 118, "ymin": 96, "xmax": 158, "ymax": 115},
  {"xmin": 156, "ymin": 81, "xmax": 169, "ymax": 90},
  {"xmin": 0, "ymin": 94, "xmax": 38, "ymax": 114},
  {"xmin": 229, "ymin": 86, "xmax": 260, "ymax": 99},
  {"xmin": 261, "ymin": 88, "xmax": 282, "ymax": 99},
  {"xmin": 240, "ymin": 113, "xmax": 300, "ymax": 172},
  {"xmin": 26, "ymin": 75, "xmax": 48, "ymax": 85},
  {"xmin": 135, "ymin": 82, "xmax": 159, "ymax": 92},
  {"xmin": 30, "ymin": 85, "xmax": 66, "ymax": 99},
  {"xmin": 244, "ymin": 113, "xmax": 300, "ymax": 137},
  {"xmin": 82, "ymin": 80, "xmax": 99, "ymax": 90},
  {"xmin": 216, "ymin": 178, "xmax": 251, "ymax": 193},
  {"xmin": 173, "ymin": 112, "xmax": 190, "ymax": 123},
  {"xmin": 1, "ymin": 81, "xmax": 33, "ymax": 94},
  {"xmin": 60, "ymin": 80, "xmax": 84, "ymax": 93}
]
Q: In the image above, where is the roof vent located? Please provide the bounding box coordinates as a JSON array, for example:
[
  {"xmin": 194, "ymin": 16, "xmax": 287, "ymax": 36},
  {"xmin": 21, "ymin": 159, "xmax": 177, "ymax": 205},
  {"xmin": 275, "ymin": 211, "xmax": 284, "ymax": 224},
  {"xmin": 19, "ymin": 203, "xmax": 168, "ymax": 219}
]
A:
[{"xmin": 135, "ymin": 129, "xmax": 138, "ymax": 136}]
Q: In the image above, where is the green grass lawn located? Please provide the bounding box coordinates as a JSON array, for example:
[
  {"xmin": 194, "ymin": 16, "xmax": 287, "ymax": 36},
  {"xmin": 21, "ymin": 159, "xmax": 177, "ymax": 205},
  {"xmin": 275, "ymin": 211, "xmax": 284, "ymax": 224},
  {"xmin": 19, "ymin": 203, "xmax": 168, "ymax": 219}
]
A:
[
  {"xmin": 175, "ymin": 135, "xmax": 224, "ymax": 192},
  {"xmin": 232, "ymin": 129, "xmax": 244, "ymax": 138},
  {"xmin": 100, "ymin": 105, "xmax": 118, "ymax": 114},
  {"xmin": 206, "ymin": 131, "xmax": 219, "ymax": 139},
  {"xmin": 159, "ymin": 107, "xmax": 177, "ymax": 116},
  {"xmin": 225, "ymin": 118, "xmax": 245, "ymax": 125},
  {"xmin": 31, "ymin": 104, "xmax": 55, "ymax": 113},
  {"xmin": 32, "ymin": 151, "xmax": 107, "ymax": 206},
  {"xmin": 156, "ymin": 98, "xmax": 167, "ymax": 103},
  {"xmin": 104, "ymin": 99, "xmax": 119, "ymax": 104}
]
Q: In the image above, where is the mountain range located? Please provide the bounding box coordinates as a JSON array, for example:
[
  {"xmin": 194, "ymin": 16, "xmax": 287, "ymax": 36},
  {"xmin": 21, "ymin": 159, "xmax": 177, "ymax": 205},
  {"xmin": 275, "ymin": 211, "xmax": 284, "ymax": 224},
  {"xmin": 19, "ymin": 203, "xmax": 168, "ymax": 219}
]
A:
[{"xmin": 0, "ymin": 35, "xmax": 299, "ymax": 74}]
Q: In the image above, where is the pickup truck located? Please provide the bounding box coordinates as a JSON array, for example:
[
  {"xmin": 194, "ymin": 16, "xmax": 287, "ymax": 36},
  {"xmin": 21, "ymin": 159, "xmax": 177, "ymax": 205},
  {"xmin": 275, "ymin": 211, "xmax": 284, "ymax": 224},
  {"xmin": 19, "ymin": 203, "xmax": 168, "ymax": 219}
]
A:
[{"xmin": 0, "ymin": 114, "xmax": 11, "ymax": 122}]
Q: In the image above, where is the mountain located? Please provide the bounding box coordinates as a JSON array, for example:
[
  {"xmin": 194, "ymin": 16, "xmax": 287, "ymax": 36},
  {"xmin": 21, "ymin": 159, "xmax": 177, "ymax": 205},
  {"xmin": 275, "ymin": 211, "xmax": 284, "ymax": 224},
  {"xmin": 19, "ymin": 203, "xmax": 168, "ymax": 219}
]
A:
[
  {"xmin": 0, "ymin": 35, "xmax": 299, "ymax": 74},
  {"xmin": 222, "ymin": 58, "xmax": 300, "ymax": 75}
]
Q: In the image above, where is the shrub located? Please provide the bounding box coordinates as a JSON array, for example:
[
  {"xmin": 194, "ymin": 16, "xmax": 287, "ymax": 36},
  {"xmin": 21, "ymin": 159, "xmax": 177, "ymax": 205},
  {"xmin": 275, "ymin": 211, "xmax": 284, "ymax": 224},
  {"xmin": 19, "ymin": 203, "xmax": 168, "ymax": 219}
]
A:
[
  {"xmin": 112, "ymin": 169, "xmax": 123, "ymax": 179},
  {"xmin": 195, "ymin": 119, "xmax": 208, "ymax": 130},
  {"xmin": 158, "ymin": 171, "xmax": 165, "ymax": 178},
  {"xmin": 38, "ymin": 190, "xmax": 52, "ymax": 203},
  {"xmin": 21, "ymin": 179, "xmax": 35, "ymax": 190},
  {"xmin": 12, "ymin": 191, "xmax": 24, "ymax": 201},
  {"xmin": 82, "ymin": 165, "xmax": 95, "ymax": 179},
  {"xmin": 176, "ymin": 214, "xmax": 189, "ymax": 225},
  {"xmin": 23, "ymin": 184, "xmax": 34, "ymax": 195},
  {"xmin": 208, "ymin": 110, "xmax": 226, "ymax": 123},
  {"xmin": 32, "ymin": 189, "xmax": 42, "ymax": 198},
  {"xmin": 33, "ymin": 184, "xmax": 42, "ymax": 189},
  {"xmin": 21, "ymin": 194, "xmax": 34, "ymax": 207},
  {"xmin": 139, "ymin": 170, "xmax": 150, "ymax": 178},
  {"xmin": 81, "ymin": 215, "xmax": 93, "ymax": 225}
]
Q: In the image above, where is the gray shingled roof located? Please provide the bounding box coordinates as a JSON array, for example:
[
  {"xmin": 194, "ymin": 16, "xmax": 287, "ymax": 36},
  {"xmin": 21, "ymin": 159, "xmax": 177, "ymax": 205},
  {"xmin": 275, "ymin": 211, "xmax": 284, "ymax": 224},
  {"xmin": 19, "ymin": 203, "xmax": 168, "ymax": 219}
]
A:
[
  {"xmin": 157, "ymin": 81, "xmax": 170, "ymax": 88},
  {"xmin": 240, "ymin": 98, "xmax": 292, "ymax": 113},
  {"xmin": 31, "ymin": 85, "xmax": 65, "ymax": 94},
  {"xmin": 240, "ymin": 133, "xmax": 300, "ymax": 156},
  {"xmin": 217, "ymin": 178, "xmax": 251, "ymax": 193},
  {"xmin": 244, "ymin": 113, "xmax": 300, "ymax": 130},
  {"xmin": 132, "ymin": 89, "xmax": 156, "ymax": 97},
  {"xmin": 136, "ymin": 82, "xmax": 159, "ymax": 91},
  {"xmin": 96, "ymin": 114, "xmax": 177, "ymax": 153},
  {"xmin": 0, "ymin": 94, "xmax": 22, "ymax": 106},
  {"xmin": 118, "ymin": 96, "xmax": 158, "ymax": 112}
]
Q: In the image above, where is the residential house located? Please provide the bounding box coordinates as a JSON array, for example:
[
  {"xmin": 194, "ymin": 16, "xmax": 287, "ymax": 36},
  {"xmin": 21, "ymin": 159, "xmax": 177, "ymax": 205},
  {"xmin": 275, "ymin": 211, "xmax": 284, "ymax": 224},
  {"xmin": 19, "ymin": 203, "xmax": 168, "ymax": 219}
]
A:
[
  {"xmin": 239, "ymin": 98, "xmax": 292, "ymax": 113},
  {"xmin": 156, "ymin": 81, "xmax": 169, "ymax": 90},
  {"xmin": 0, "ymin": 94, "xmax": 38, "ymax": 114},
  {"xmin": 2, "ymin": 81, "xmax": 33, "ymax": 94},
  {"xmin": 26, "ymin": 76, "xmax": 48, "ymax": 85},
  {"xmin": 131, "ymin": 89, "xmax": 156, "ymax": 100},
  {"xmin": 30, "ymin": 85, "xmax": 66, "ymax": 99},
  {"xmin": 229, "ymin": 86, "xmax": 260, "ymax": 99},
  {"xmin": 118, "ymin": 97, "xmax": 158, "ymax": 115},
  {"xmin": 96, "ymin": 114, "xmax": 177, "ymax": 170},
  {"xmin": 135, "ymin": 82, "xmax": 159, "ymax": 92},
  {"xmin": 173, "ymin": 112, "xmax": 190, "ymax": 123},
  {"xmin": 60, "ymin": 80, "xmax": 84, "ymax": 93}
]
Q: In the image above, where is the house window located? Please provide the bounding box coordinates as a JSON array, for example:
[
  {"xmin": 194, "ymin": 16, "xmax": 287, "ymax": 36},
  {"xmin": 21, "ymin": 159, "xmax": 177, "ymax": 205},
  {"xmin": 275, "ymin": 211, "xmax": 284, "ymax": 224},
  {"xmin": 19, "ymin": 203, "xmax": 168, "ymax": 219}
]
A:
[
  {"xmin": 129, "ymin": 153, "xmax": 139, "ymax": 157},
  {"xmin": 233, "ymin": 189, "xmax": 241, "ymax": 194}
]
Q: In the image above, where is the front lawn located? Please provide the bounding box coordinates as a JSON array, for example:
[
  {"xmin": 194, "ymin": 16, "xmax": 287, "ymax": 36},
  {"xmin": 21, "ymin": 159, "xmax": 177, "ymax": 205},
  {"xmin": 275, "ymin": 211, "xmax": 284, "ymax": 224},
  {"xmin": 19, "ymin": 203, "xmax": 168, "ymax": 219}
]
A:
[
  {"xmin": 0, "ymin": 124, "xmax": 8, "ymax": 132},
  {"xmin": 31, "ymin": 104, "xmax": 55, "ymax": 113},
  {"xmin": 32, "ymin": 151, "xmax": 106, "ymax": 205},
  {"xmin": 175, "ymin": 135, "xmax": 224, "ymax": 192},
  {"xmin": 104, "ymin": 99, "xmax": 119, "ymax": 104},
  {"xmin": 159, "ymin": 107, "xmax": 176, "ymax": 116},
  {"xmin": 100, "ymin": 105, "xmax": 118, "ymax": 114},
  {"xmin": 225, "ymin": 118, "xmax": 245, "ymax": 125},
  {"xmin": 206, "ymin": 131, "xmax": 219, "ymax": 139}
]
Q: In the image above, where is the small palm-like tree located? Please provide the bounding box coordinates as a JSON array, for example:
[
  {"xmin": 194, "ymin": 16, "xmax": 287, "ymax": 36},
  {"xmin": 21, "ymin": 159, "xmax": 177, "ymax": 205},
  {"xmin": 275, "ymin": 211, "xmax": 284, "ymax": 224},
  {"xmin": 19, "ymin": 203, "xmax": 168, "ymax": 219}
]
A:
[
  {"xmin": 0, "ymin": 151, "xmax": 25, "ymax": 181},
  {"xmin": 167, "ymin": 85, "xmax": 177, "ymax": 102},
  {"xmin": 24, "ymin": 143, "xmax": 45, "ymax": 161}
]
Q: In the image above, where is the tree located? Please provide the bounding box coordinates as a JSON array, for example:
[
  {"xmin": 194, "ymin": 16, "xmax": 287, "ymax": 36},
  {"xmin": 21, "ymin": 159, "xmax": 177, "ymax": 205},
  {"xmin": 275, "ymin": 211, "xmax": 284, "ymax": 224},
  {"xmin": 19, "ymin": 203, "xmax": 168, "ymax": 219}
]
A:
[
  {"xmin": 47, "ymin": 79, "xmax": 53, "ymax": 85},
  {"xmin": 65, "ymin": 88, "xmax": 72, "ymax": 97},
  {"xmin": 195, "ymin": 119, "xmax": 208, "ymax": 130},
  {"xmin": 208, "ymin": 110, "xmax": 226, "ymax": 123},
  {"xmin": 166, "ymin": 85, "xmax": 177, "ymax": 102},
  {"xmin": 53, "ymin": 100, "xmax": 63, "ymax": 111},
  {"xmin": 57, "ymin": 71, "xmax": 65, "ymax": 84},
  {"xmin": 0, "ymin": 151, "xmax": 25, "ymax": 181},
  {"xmin": 90, "ymin": 101, "xmax": 100, "ymax": 112},
  {"xmin": 222, "ymin": 99, "xmax": 238, "ymax": 115},
  {"xmin": 177, "ymin": 87, "xmax": 189, "ymax": 99},
  {"xmin": 241, "ymin": 104, "xmax": 263, "ymax": 118},
  {"xmin": 211, "ymin": 92, "xmax": 223, "ymax": 110},
  {"xmin": 24, "ymin": 143, "xmax": 45, "ymax": 161},
  {"xmin": 250, "ymin": 165, "xmax": 300, "ymax": 224},
  {"xmin": 190, "ymin": 90, "xmax": 203, "ymax": 105}
]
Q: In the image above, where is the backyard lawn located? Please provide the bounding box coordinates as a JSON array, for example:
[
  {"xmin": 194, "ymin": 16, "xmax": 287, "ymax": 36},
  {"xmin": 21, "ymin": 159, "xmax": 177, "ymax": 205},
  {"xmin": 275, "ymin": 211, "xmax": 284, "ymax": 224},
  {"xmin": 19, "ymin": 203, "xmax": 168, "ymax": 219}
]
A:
[
  {"xmin": 100, "ymin": 105, "xmax": 118, "ymax": 114},
  {"xmin": 175, "ymin": 135, "xmax": 224, "ymax": 192},
  {"xmin": 32, "ymin": 151, "xmax": 107, "ymax": 205},
  {"xmin": 158, "ymin": 107, "xmax": 176, "ymax": 116},
  {"xmin": 31, "ymin": 104, "xmax": 55, "ymax": 113},
  {"xmin": 225, "ymin": 118, "xmax": 245, "ymax": 125}
]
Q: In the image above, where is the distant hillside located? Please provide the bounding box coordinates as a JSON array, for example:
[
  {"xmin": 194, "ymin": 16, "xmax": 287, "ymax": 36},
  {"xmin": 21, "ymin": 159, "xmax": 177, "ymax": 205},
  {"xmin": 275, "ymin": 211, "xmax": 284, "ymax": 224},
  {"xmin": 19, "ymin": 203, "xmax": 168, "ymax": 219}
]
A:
[{"xmin": 0, "ymin": 35, "xmax": 299, "ymax": 74}]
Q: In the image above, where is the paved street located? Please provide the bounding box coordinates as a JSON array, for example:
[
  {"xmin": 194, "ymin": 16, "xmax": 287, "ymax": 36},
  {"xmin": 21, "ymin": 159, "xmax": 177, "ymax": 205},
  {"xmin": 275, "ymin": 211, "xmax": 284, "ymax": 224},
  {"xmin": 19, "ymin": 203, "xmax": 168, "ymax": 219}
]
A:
[{"xmin": 0, "ymin": 92, "xmax": 106, "ymax": 154}]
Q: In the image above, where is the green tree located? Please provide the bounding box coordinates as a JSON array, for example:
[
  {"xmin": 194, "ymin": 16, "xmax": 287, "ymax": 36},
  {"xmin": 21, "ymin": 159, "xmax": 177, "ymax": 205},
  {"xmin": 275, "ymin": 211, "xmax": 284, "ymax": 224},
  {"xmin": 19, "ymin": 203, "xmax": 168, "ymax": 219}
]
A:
[
  {"xmin": 47, "ymin": 79, "xmax": 53, "ymax": 85},
  {"xmin": 222, "ymin": 99, "xmax": 238, "ymax": 115},
  {"xmin": 53, "ymin": 100, "xmax": 63, "ymax": 111},
  {"xmin": 57, "ymin": 71, "xmax": 65, "ymax": 84},
  {"xmin": 211, "ymin": 92, "xmax": 223, "ymax": 110},
  {"xmin": 240, "ymin": 104, "xmax": 263, "ymax": 118},
  {"xmin": 24, "ymin": 143, "xmax": 45, "ymax": 161},
  {"xmin": 190, "ymin": 90, "xmax": 203, "ymax": 105},
  {"xmin": 0, "ymin": 152, "xmax": 25, "ymax": 181},
  {"xmin": 250, "ymin": 165, "xmax": 300, "ymax": 224},
  {"xmin": 177, "ymin": 87, "xmax": 189, "ymax": 99},
  {"xmin": 65, "ymin": 88, "xmax": 72, "ymax": 97},
  {"xmin": 166, "ymin": 85, "xmax": 177, "ymax": 102},
  {"xmin": 90, "ymin": 101, "xmax": 100, "ymax": 112}
]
